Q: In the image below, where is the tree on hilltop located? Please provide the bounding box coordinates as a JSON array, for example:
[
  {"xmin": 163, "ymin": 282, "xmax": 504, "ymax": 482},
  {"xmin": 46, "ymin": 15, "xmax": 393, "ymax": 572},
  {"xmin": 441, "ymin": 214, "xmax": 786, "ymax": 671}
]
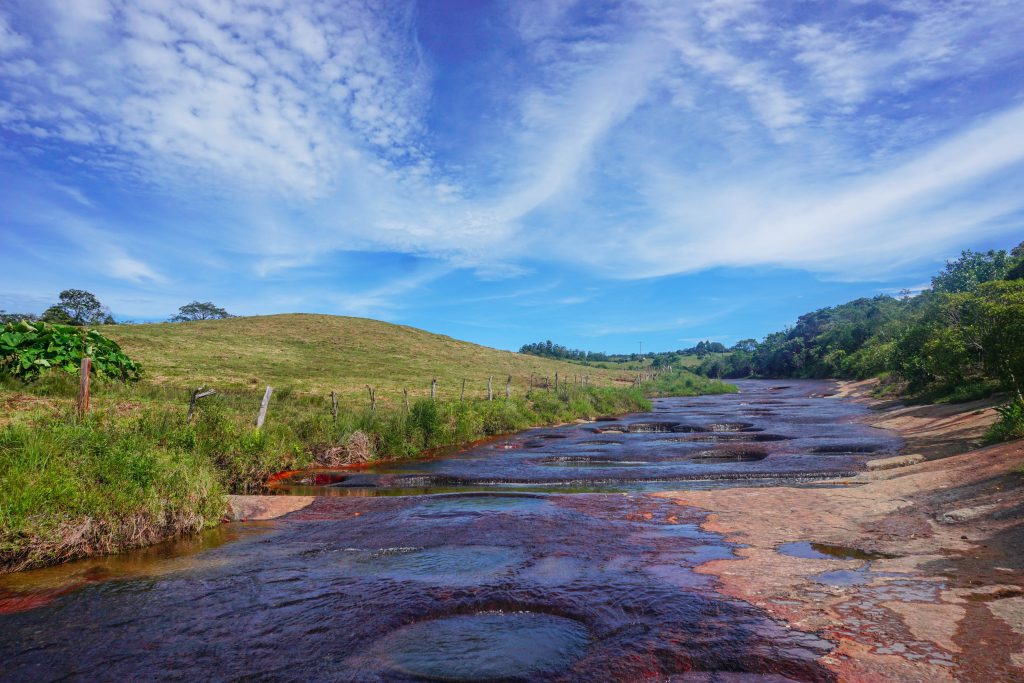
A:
[
  {"xmin": 41, "ymin": 289, "xmax": 114, "ymax": 325},
  {"xmin": 171, "ymin": 301, "xmax": 232, "ymax": 322}
]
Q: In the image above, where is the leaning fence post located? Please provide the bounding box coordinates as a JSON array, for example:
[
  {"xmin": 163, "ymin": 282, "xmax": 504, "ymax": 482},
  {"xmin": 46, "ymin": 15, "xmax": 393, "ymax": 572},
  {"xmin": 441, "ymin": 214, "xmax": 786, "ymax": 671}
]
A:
[
  {"xmin": 488, "ymin": 376, "xmax": 493, "ymax": 401},
  {"xmin": 77, "ymin": 357, "xmax": 91, "ymax": 417},
  {"xmin": 187, "ymin": 386, "xmax": 216, "ymax": 423},
  {"xmin": 256, "ymin": 386, "xmax": 273, "ymax": 428},
  {"xmin": 331, "ymin": 391, "xmax": 338, "ymax": 422},
  {"xmin": 431, "ymin": 378, "xmax": 437, "ymax": 400}
]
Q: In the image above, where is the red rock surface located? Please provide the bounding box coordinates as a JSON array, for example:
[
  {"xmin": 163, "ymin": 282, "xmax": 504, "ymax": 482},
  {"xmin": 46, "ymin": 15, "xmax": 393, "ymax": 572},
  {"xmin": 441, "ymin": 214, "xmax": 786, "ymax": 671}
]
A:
[{"xmin": 656, "ymin": 382, "xmax": 1024, "ymax": 682}]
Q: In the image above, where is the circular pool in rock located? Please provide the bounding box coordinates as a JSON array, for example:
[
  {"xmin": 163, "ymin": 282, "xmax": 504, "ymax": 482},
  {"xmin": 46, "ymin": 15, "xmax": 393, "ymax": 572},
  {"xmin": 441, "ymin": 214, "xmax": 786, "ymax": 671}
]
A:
[{"xmin": 380, "ymin": 611, "xmax": 591, "ymax": 681}]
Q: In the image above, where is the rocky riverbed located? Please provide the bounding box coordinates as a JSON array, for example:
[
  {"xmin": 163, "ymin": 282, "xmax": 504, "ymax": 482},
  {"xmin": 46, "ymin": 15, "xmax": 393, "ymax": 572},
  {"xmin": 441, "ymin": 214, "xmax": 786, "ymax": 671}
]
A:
[{"xmin": 0, "ymin": 380, "xmax": 1020, "ymax": 681}]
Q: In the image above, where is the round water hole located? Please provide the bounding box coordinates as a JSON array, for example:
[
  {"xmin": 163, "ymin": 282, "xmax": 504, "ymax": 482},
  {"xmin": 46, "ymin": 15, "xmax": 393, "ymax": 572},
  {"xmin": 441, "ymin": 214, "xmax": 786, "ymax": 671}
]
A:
[{"xmin": 381, "ymin": 611, "xmax": 590, "ymax": 681}]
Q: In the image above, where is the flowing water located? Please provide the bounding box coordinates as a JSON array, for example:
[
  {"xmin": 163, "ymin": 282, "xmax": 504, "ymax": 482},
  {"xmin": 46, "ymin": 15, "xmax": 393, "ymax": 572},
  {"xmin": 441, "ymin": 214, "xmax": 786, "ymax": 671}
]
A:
[{"xmin": 0, "ymin": 380, "xmax": 900, "ymax": 682}]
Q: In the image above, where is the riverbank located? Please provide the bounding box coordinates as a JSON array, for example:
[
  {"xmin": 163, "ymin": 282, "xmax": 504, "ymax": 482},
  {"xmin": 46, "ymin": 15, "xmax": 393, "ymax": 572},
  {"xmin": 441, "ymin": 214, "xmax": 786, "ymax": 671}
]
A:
[
  {"xmin": 655, "ymin": 379, "xmax": 1024, "ymax": 681},
  {"xmin": 1, "ymin": 382, "xmax": 664, "ymax": 573}
]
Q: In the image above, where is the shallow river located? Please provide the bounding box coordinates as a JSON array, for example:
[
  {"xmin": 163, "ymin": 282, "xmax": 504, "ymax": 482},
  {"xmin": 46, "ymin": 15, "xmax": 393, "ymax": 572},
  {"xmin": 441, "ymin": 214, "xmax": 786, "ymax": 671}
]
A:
[{"xmin": 0, "ymin": 380, "xmax": 900, "ymax": 682}]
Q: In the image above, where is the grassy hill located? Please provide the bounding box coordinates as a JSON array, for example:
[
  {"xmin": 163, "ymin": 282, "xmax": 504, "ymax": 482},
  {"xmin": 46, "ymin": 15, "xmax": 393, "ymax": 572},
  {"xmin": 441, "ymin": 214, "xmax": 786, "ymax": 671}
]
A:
[
  {"xmin": 105, "ymin": 314, "xmax": 634, "ymax": 407},
  {"xmin": 2, "ymin": 314, "xmax": 734, "ymax": 572}
]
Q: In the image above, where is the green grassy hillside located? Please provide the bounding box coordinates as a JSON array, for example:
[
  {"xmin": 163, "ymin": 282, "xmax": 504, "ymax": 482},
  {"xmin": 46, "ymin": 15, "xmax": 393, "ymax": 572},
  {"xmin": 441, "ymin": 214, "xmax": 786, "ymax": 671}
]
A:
[
  {"xmin": 105, "ymin": 314, "xmax": 633, "ymax": 406},
  {"xmin": 2, "ymin": 314, "xmax": 734, "ymax": 572}
]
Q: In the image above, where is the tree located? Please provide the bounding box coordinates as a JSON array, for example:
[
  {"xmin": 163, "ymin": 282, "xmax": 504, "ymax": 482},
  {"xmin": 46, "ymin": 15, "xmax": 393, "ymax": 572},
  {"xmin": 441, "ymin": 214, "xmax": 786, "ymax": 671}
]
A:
[
  {"xmin": 0, "ymin": 310, "xmax": 38, "ymax": 324},
  {"xmin": 171, "ymin": 301, "xmax": 231, "ymax": 322},
  {"xmin": 41, "ymin": 289, "xmax": 113, "ymax": 325},
  {"xmin": 40, "ymin": 306, "xmax": 75, "ymax": 325},
  {"xmin": 931, "ymin": 249, "xmax": 1009, "ymax": 294},
  {"xmin": 1006, "ymin": 241, "xmax": 1024, "ymax": 281}
]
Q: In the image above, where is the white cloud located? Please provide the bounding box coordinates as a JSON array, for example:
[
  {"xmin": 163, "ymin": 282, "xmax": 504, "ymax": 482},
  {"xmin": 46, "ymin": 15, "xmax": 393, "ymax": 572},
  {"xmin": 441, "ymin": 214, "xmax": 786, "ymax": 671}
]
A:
[
  {"xmin": 0, "ymin": 11, "xmax": 29, "ymax": 54},
  {"xmin": 2, "ymin": 0, "xmax": 429, "ymax": 197},
  {"xmin": 566, "ymin": 104, "xmax": 1024, "ymax": 279},
  {"xmin": 1, "ymin": 0, "xmax": 1022, "ymax": 291}
]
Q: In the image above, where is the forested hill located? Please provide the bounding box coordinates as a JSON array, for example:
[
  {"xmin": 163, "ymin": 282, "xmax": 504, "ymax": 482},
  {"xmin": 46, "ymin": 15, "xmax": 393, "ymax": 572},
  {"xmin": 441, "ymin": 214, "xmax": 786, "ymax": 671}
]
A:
[{"xmin": 697, "ymin": 242, "xmax": 1024, "ymax": 404}]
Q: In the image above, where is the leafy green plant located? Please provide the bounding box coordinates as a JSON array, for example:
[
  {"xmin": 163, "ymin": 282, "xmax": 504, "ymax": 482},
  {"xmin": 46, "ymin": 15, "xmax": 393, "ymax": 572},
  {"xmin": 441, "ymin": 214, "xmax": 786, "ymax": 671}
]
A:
[
  {"xmin": 0, "ymin": 320, "xmax": 141, "ymax": 381},
  {"xmin": 984, "ymin": 399, "xmax": 1024, "ymax": 445}
]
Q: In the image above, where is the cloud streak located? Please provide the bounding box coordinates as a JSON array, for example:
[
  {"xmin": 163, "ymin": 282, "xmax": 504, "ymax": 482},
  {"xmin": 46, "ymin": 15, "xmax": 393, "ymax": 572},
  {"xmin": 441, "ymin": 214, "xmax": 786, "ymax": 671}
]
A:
[{"xmin": 0, "ymin": 0, "xmax": 1022, "ymax": 314}]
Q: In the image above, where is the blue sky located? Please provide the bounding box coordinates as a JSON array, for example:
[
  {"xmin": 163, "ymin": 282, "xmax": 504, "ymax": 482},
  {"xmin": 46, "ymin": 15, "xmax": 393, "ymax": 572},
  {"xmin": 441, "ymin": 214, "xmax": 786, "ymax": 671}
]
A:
[{"xmin": 1, "ymin": 0, "xmax": 1023, "ymax": 353}]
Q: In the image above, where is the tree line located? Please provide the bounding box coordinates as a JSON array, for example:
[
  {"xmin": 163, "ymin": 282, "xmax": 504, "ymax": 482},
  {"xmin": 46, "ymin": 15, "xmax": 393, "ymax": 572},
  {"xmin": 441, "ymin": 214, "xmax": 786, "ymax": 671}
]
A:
[
  {"xmin": 696, "ymin": 241, "xmax": 1024, "ymax": 404},
  {"xmin": 518, "ymin": 339, "xmax": 727, "ymax": 364},
  {"xmin": 0, "ymin": 290, "xmax": 232, "ymax": 325}
]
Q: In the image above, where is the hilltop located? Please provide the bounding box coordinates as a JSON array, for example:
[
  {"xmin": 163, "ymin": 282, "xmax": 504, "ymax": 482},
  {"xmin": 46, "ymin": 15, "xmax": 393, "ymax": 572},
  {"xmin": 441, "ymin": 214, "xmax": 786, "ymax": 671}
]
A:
[{"xmin": 104, "ymin": 314, "xmax": 634, "ymax": 406}]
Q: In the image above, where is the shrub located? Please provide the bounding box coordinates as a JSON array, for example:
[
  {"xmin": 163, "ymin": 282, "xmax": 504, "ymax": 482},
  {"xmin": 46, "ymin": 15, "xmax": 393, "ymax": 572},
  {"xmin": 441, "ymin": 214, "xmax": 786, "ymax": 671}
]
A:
[
  {"xmin": 984, "ymin": 399, "xmax": 1024, "ymax": 444},
  {"xmin": 0, "ymin": 321, "xmax": 141, "ymax": 381}
]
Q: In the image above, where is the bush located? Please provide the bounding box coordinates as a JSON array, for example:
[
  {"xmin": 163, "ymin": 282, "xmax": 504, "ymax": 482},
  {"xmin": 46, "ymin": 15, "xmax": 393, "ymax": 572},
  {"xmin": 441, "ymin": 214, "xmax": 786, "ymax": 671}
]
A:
[
  {"xmin": 0, "ymin": 321, "xmax": 141, "ymax": 381},
  {"xmin": 984, "ymin": 400, "xmax": 1024, "ymax": 445}
]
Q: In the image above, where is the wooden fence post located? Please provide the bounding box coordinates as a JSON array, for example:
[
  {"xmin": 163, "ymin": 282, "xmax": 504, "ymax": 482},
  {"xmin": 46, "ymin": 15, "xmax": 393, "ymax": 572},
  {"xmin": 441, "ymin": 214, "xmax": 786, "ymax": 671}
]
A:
[
  {"xmin": 187, "ymin": 386, "xmax": 216, "ymax": 423},
  {"xmin": 256, "ymin": 386, "xmax": 273, "ymax": 428},
  {"xmin": 77, "ymin": 357, "xmax": 91, "ymax": 417},
  {"xmin": 555, "ymin": 372, "xmax": 559, "ymax": 392},
  {"xmin": 460, "ymin": 379, "xmax": 466, "ymax": 402},
  {"xmin": 366, "ymin": 385, "xmax": 376, "ymax": 412},
  {"xmin": 546, "ymin": 376, "xmax": 551, "ymax": 391},
  {"xmin": 431, "ymin": 378, "xmax": 437, "ymax": 400},
  {"xmin": 403, "ymin": 388, "xmax": 410, "ymax": 412},
  {"xmin": 505, "ymin": 375, "xmax": 511, "ymax": 400},
  {"xmin": 488, "ymin": 376, "xmax": 493, "ymax": 401},
  {"xmin": 331, "ymin": 391, "xmax": 338, "ymax": 422}
]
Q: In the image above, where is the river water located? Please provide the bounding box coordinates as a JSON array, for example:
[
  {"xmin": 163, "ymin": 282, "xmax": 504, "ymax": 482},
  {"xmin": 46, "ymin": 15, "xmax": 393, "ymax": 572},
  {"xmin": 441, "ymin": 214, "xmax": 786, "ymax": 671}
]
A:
[{"xmin": 0, "ymin": 380, "xmax": 900, "ymax": 682}]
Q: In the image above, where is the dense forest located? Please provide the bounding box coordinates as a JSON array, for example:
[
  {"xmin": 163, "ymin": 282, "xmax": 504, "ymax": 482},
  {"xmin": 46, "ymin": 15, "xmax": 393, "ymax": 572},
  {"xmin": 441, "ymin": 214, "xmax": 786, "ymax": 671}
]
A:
[{"xmin": 696, "ymin": 243, "xmax": 1024, "ymax": 402}]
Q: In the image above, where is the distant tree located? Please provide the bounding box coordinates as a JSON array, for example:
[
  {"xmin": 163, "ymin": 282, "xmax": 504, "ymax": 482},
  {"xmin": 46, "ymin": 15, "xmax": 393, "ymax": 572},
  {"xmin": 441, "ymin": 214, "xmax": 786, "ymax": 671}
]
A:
[
  {"xmin": 40, "ymin": 305, "xmax": 75, "ymax": 325},
  {"xmin": 1007, "ymin": 241, "xmax": 1024, "ymax": 281},
  {"xmin": 40, "ymin": 289, "xmax": 113, "ymax": 325},
  {"xmin": 171, "ymin": 301, "xmax": 231, "ymax": 322},
  {"xmin": 0, "ymin": 310, "xmax": 39, "ymax": 324},
  {"xmin": 731, "ymin": 339, "xmax": 758, "ymax": 353}
]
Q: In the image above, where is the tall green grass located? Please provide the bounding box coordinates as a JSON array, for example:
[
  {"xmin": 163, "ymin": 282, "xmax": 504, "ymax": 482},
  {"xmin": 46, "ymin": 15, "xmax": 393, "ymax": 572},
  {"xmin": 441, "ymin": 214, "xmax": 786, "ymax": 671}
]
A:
[
  {"xmin": 1, "ymin": 376, "xmax": 653, "ymax": 571},
  {"xmin": 985, "ymin": 399, "xmax": 1024, "ymax": 445},
  {"xmin": 643, "ymin": 372, "xmax": 737, "ymax": 398},
  {"xmin": 0, "ymin": 410, "xmax": 223, "ymax": 572}
]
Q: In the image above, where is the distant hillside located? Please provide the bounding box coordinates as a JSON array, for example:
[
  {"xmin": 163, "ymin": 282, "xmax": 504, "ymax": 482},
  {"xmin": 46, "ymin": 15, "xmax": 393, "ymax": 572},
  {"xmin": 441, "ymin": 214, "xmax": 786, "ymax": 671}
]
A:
[
  {"xmin": 105, "ymin": 314, "xmax": 634, "ymax": 405},
  {"xmin": 695, "ymin": 243, "xmax": 1024, "ymax": 413}
]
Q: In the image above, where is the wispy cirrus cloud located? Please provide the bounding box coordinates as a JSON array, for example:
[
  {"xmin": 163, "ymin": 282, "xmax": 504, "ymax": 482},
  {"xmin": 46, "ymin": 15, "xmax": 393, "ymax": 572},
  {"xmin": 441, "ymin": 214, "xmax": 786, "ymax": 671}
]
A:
[
  {"xmin": 1, "ymin": 0, "xmax": 1023, "ymax": 323},
  {"xmin": 0, "ymin": 0, "xmax": 429, "ymax": 196}
]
